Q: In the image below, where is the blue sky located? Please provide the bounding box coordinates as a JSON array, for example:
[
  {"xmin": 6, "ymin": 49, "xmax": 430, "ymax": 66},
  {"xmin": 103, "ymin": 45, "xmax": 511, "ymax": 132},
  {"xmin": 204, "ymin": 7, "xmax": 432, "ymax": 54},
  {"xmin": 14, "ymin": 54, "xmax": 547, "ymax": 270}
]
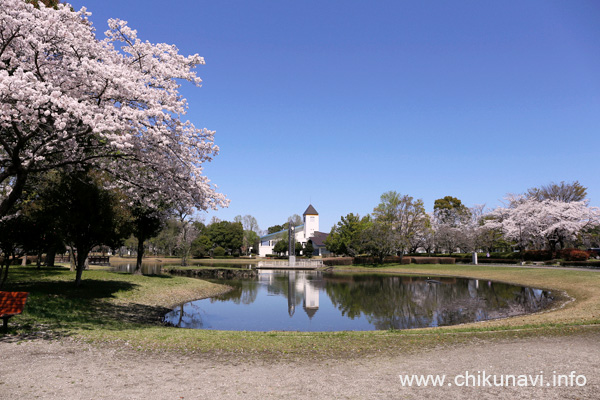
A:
[{"xmin": 71, "ymin": 0, "xmax": 600, "ymax": 233}]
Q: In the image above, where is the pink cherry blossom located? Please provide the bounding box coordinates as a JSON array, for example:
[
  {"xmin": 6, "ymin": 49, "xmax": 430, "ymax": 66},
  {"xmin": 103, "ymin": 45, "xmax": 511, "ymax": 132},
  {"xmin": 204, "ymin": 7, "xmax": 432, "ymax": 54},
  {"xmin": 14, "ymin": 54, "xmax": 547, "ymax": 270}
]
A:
[
  {"xmin": 485, "ymin": 199, "xmax": 600, "ymax": 250},
  {"xmin": 0, "ymin": 0, "xmax": 228, "ymax": 217}
]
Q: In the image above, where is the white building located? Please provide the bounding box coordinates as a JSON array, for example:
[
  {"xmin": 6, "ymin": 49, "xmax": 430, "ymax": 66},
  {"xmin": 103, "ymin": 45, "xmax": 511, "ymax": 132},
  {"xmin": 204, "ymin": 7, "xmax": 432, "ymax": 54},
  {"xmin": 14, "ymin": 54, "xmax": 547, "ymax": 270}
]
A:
[{"xmin": 258, "ymin": 205, "xmax": 329, "ymax": 257}]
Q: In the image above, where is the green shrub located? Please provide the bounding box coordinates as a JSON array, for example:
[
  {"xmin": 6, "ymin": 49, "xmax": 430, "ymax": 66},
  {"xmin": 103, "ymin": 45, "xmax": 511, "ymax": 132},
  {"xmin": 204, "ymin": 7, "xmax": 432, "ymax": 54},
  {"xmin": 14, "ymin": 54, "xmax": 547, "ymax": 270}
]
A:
[
  {"xmin": 212, "ymin": 246, "xmax": 226, "ymax": 257},
  {"xmin": 477, "ymin": 258, "xmax": 518, "ymax": 264},
  {"xmin": 411, "ymin": 257, "xmax": 440, "ymax": 264},
  {"xmin": 488, "ymin": 252, "xmax": 520, "ymax": 259},
  {"xmin": 523, "ymin": 250, "xmax": 553, "ymax": 261},
  {"xmin": 562, "ymin": 260, "xmax": 600, "ymax": 268},
  {"xmin": 323, "ymin": 257, "xmax": 353, "ymax": 266},
  {"xmin": 438, "ymin": 257, "xmax": 456, "ymax": 264},
  {"xmin": 353, "ymin": 255, "xmax": 407, "ymax": 265},
  {"xmin": 454, "ymin": 257, "xmax": 472, "ymax": 263}
]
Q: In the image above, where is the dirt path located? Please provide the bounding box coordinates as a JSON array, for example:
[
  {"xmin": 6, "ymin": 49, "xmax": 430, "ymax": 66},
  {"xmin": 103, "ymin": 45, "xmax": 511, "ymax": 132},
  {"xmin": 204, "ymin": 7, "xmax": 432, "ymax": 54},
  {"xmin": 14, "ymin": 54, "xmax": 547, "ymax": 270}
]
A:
[{"xmin": 2, "ymin": 331, "xmax": 599, "ymax": 399}]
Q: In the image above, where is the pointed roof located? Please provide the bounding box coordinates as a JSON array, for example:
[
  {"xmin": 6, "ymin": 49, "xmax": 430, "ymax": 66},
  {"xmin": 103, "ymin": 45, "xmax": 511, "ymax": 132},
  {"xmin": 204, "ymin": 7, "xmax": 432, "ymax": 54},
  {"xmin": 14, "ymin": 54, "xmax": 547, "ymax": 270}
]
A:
[
  {"xmin": 303, "ymin": 306, "xmax": 318, "ymax": 319},
  {"xmin": 303, "ymin": 204, "xmax": 318, "ymax": 216}
]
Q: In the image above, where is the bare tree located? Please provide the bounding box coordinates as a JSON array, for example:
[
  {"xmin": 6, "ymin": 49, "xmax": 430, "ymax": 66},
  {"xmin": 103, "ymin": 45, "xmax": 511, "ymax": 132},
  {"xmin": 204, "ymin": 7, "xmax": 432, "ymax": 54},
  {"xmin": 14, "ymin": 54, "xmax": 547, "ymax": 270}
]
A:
[
  {"xmin": 526, "ymin": 181, "xmax": 587, "ymax": 203},
  {"xmin": 175, "ymin": 208, "xmax": 200, "ymax": 266},
  {"xmin": 242, "ymin": 215, "xmax": 260, "ymax": 233}
]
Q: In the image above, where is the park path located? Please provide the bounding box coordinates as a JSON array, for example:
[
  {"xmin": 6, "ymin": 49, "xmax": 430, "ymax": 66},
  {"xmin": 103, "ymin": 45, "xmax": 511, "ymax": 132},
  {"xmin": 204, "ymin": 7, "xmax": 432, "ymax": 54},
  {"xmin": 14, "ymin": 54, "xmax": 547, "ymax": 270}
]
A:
[{"xmin": 1, "ymin": 330, "xmax": 599, "ymax": 399}]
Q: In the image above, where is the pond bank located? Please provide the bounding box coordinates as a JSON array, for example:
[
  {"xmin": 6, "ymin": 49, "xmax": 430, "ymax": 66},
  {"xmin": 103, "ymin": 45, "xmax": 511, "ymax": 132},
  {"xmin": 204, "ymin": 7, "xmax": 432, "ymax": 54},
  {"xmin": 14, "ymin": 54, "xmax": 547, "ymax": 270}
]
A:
[{"xmin": 163, "ymin": 267, "xmax": 258, "ymax": 279}]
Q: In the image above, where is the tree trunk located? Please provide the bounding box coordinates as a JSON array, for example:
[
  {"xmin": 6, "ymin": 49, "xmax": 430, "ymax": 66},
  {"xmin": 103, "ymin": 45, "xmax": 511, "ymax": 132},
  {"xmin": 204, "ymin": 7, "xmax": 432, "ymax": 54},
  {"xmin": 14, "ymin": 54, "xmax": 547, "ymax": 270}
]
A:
[
  {"xmin": 549, "ymin": 239, "xmax": 557, "ymax": 254},
  {"xmin": 135, "ymin": 235, "xmax": 145, "ymax": 274},
  {"xmin": 46, "ymin": 247, "xmax": 56, "ymax": 267},
  {"xmin": 75, "ymin": 249, "xmax": 89, "ymax": 287},
  {"xmin": 69, "ymin": 248, "xmax": 76, "ymax": 271},
  {"xmin": 0, "ymin": 262, "xmax": 9, "ymax": 290}
]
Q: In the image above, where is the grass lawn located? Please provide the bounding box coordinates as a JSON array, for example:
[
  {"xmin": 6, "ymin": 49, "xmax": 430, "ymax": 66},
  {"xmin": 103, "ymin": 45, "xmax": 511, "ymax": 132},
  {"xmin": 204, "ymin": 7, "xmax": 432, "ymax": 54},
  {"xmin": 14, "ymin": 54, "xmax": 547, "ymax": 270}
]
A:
[{"xmin": 2, "ymin": 263, "xmax": 599, "ymax": 359}]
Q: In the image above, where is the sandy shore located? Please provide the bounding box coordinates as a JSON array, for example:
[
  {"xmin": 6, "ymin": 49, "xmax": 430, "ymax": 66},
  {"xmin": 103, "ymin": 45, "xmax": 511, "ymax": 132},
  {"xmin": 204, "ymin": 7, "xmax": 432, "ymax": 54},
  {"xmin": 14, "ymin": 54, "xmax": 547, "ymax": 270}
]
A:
[{"xmin": 2, "ymin": 330, "xmax": 599, "ymax": 399}]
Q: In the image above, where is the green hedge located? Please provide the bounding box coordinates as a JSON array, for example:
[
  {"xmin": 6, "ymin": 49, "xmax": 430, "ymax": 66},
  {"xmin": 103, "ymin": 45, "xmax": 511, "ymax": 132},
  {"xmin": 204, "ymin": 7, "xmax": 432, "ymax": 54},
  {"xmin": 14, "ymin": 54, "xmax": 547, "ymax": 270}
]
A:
[
  {"xmin": 350, "ymin": 256, "xmax": 457, "ymax": 265},
  {"xmin": 561, "ymin": 260, "xmax": 600, "ymax": 268},
  {"xmin": 438, "ymin": 257, "xmax": 456, "ymax": 264},
  {"xmin": 411, "ymin": 257, "xmax": 439, "ymax": 264},
  {"xmin": 454, "ymin": 257, "xmax": 472, "ymax": 263},
  {"xmin": 353, "ymin": 256, "xmax": 410, "ymax": 265},
  {"xmin": 323, "ymin": 257, "xmax": 353, "ymax": 266},
  {"xmin": 488, "ymin": 252, "xmax": 520, "ymax": 259},
  {"xmin": 407, "ymin": 252, "xmax": 522, "ymax": 260},
  {"xmin": 476, "ymin": 258, "xmax": 519, "ymax": 264}
]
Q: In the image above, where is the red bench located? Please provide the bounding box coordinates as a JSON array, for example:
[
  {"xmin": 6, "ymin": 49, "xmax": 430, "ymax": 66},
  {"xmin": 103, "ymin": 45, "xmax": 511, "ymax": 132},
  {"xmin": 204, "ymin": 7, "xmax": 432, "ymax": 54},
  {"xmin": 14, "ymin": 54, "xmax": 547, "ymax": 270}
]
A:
[{"xmin": 0, "ymin": 292, "xmax": 29, "ymax": 333}]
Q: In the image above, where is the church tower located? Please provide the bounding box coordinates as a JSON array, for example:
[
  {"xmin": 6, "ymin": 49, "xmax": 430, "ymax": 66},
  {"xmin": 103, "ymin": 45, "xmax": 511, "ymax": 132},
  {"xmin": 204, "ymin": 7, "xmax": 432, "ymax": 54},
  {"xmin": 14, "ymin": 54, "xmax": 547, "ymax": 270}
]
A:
[{"xmin": 303, "ymin": 204, "xmax": 319, "ymax": 239}]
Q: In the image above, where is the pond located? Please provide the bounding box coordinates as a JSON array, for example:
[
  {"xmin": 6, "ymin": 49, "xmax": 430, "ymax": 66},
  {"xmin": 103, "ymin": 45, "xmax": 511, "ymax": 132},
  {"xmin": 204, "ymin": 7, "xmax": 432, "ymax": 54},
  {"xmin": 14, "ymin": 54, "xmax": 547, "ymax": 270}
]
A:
[{"xmin": 163, "ymin": 270, "xmax": 554, "ymax": 331}]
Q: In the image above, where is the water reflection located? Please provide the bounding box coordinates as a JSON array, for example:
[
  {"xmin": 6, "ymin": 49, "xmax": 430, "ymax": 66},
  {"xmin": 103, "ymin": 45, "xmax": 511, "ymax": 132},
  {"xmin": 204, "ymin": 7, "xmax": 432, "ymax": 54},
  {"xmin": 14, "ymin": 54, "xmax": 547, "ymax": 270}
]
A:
[
  {"xmin": 111, "ymin": 262, "xmax": 164, "ymax": 275},
  {"xmin": 164, "ymin": 271, "xmax": 553, "ymax": 331}
]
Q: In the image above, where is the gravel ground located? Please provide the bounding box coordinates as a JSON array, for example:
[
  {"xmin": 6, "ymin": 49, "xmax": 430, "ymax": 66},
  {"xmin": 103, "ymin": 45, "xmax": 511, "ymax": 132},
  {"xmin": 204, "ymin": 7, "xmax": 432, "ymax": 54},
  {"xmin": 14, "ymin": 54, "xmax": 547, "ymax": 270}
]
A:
[{"xmin": 1, "ymin": 331, "xmax": 599, "ymax": 399}]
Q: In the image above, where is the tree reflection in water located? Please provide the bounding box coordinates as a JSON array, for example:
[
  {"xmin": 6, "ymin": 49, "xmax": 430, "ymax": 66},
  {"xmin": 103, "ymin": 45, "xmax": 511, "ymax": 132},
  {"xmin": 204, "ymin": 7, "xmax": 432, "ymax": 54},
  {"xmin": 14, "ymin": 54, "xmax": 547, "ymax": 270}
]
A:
[
  {"xmin": 165, "ymin": 302, "xmax": 205, "ymax": 328},
  {"xmin": 324, "ymin": 275, "xmax": 551, "ymax": 330},
  {"xmin": 163, "ymin": 271, "xmax": 553, "ymax": 331}
]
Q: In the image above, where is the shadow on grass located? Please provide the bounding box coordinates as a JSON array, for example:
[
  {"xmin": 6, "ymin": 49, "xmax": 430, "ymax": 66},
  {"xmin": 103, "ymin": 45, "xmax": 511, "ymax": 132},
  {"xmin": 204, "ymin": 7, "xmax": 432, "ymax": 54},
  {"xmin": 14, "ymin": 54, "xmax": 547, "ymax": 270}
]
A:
[
  {"xmin": 138, "ymin": 273, "xmax": 173, "ymax": 279},
  {"xmin": 1, "ymin": 277, "xmax": 170, "ymax": 339},
  {"xmin": 5, "ymin": 266, "xmax": 72, "ymax": 281}
]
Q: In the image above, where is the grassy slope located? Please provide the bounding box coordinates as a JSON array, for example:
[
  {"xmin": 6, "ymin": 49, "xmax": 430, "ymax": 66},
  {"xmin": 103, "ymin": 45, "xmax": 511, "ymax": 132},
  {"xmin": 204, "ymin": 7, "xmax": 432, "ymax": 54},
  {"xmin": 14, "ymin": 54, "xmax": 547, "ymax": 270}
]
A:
[{"xmin": 2, "ymin": 264, "xmax": 599, "ymax": 359}]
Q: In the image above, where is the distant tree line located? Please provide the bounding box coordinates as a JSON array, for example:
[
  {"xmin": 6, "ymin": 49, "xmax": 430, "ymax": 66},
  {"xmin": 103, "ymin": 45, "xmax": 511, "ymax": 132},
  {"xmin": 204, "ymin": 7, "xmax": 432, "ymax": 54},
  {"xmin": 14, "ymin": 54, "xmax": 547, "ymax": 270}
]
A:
[
  {"xmin": 0, "ymin": 170, "xmax": 262, "ymax": 288},
  {"xmin": 119, "ymin": 214, "xmax": 261, "ymax": 263},
  {"xmin": 325, "ymin": 181, "xmax": 600, "ymax": 263}
]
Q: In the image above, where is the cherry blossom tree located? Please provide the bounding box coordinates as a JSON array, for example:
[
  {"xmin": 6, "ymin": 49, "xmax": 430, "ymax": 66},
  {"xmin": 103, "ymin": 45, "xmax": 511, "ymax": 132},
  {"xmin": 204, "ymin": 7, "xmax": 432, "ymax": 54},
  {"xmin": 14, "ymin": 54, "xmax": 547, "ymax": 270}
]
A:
[
  {"xmin": 433, "ymin": 222, "xmax": 462, "ymax": 254},
  {"xmin": 456, "ymin": 204, "xmax": 489, "ymax": 253},
  {"xmin": 430, "ymin": 196, "xmax": 471, "ymax": 253},
  {"xmin": 0, "ymin": 0, "xmax": 227, "ymax": 219},
  {"xmin": 485, "ymin": 199, "xmax": 600, "ymax": 252}
]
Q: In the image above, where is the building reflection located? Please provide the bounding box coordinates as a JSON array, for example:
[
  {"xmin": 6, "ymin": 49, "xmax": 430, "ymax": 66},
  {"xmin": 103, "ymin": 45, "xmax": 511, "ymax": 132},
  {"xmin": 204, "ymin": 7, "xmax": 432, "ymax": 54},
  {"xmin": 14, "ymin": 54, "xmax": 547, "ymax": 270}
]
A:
[{"xmin": 258, "ymin": 270, "xmax": 321, "ymax": 319}]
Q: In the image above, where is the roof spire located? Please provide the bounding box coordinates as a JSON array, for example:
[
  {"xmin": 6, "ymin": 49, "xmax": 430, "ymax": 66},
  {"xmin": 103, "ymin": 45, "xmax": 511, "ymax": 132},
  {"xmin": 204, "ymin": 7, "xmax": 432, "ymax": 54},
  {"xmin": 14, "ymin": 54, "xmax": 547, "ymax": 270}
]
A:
[{"xmin": 303, "ymin": 204, "xmax": 318, "ymax": 216}]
